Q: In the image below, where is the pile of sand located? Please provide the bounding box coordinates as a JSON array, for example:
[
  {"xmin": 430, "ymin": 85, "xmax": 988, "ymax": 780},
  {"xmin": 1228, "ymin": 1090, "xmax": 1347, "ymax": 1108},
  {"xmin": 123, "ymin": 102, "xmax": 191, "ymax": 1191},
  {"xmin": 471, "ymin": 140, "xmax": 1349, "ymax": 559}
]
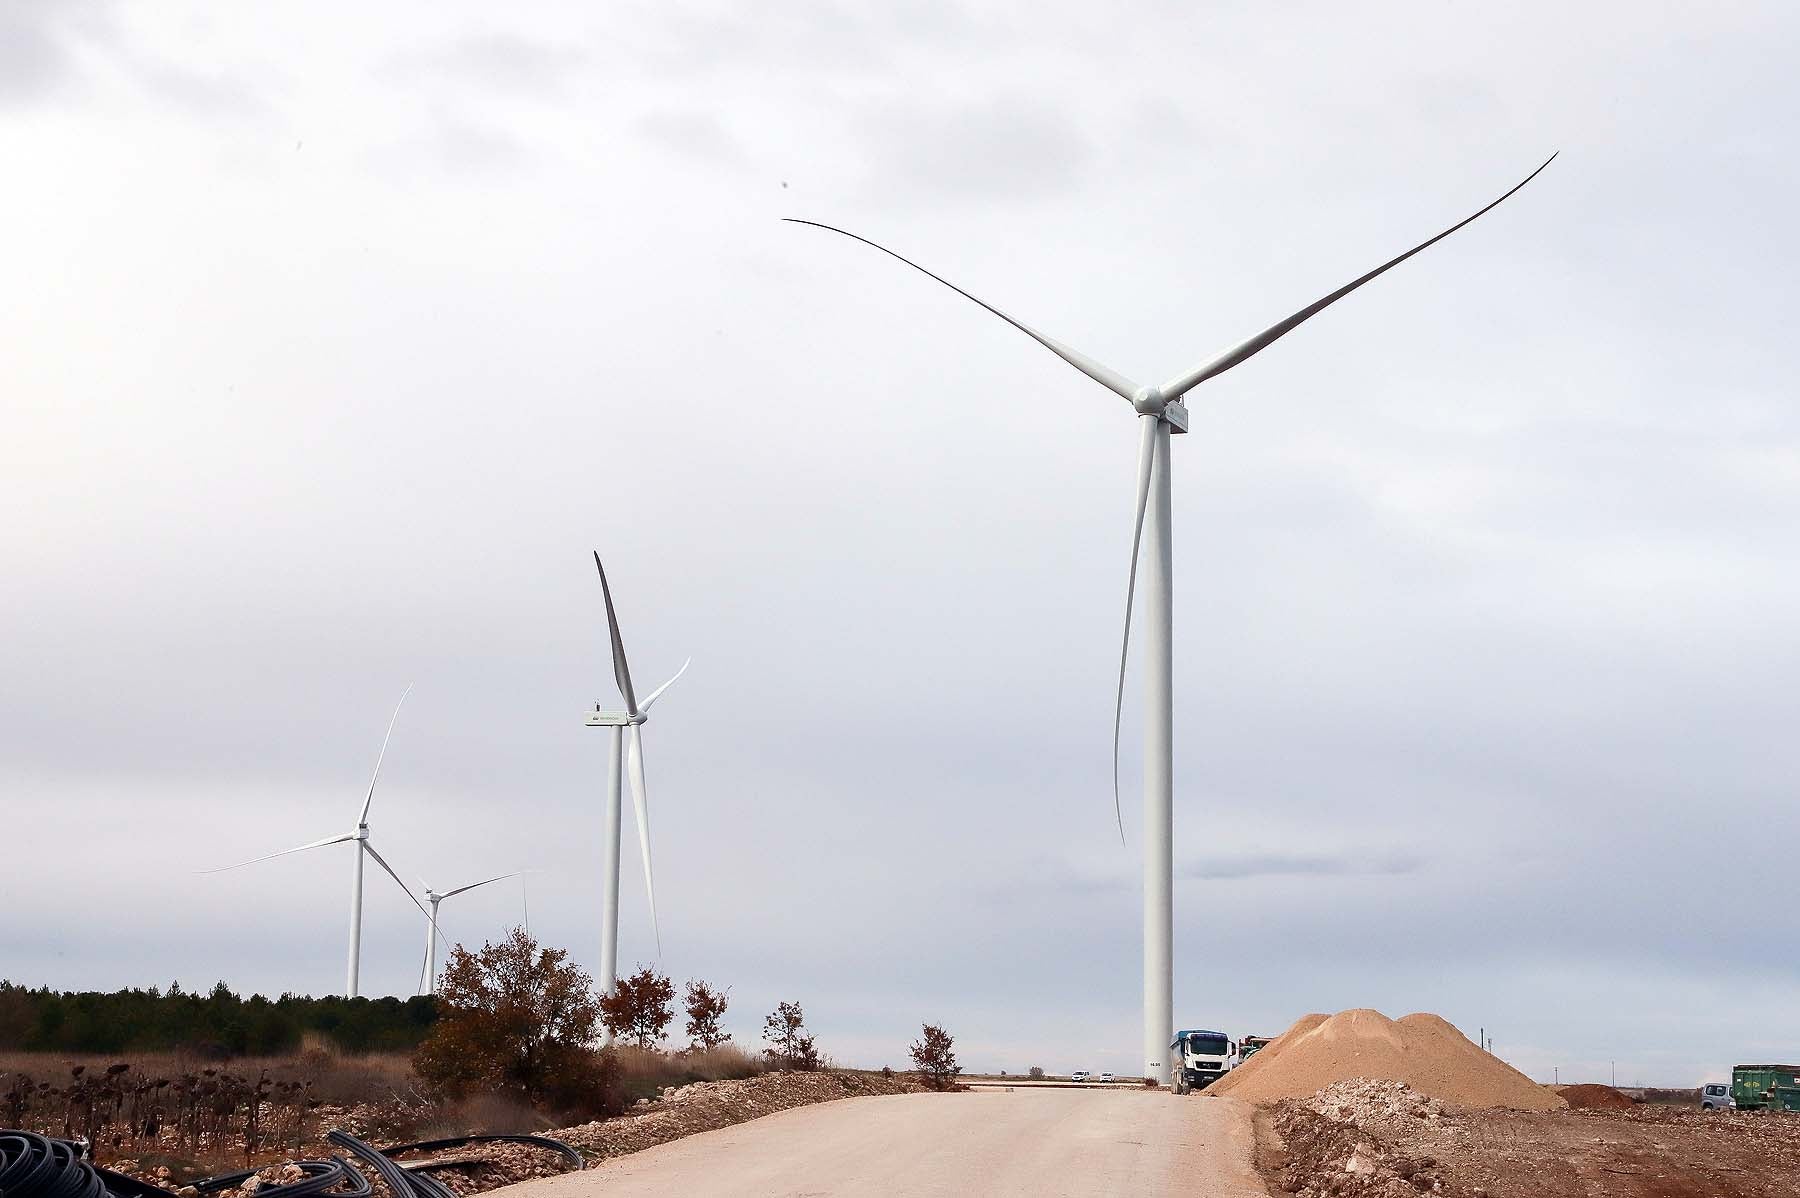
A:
[
  {"xmin": 1554, "ymin": 1083, "xmax": 1635, "ymax": 1110},
  {"xmin": 1209, "ymin": 1009, "xmax": 1565, "ymax": 1110}
]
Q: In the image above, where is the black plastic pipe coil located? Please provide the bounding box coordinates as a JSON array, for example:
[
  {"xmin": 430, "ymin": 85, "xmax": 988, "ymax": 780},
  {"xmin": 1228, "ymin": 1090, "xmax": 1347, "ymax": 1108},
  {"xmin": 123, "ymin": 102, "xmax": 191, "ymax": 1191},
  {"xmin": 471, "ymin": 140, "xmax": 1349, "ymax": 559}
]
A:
[
  {"xmin": 1, "ymin": 1128, "xmax": 583, "ymax": 1198},
  {"xmin": 377, "ymin": 1134, "xmax": 585, "ymax": 1173}
]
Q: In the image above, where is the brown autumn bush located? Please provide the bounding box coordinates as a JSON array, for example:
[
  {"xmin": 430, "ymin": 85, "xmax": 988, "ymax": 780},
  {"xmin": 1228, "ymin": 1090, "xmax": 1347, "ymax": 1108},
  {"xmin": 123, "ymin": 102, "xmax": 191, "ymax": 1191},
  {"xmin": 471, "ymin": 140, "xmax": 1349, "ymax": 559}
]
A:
[
  {"xmin": 413, "ymin": 928, "xmax": 619, "ymax": 1117},
  {"xmin": 683, "ymin": 980, "xmax": 730, "ymax": 1052},
  {"xmin": 909, "ymin": 1024, "xmax": 960, "ymax": 1091},
  {"xmin": 598, "ymin": 966, "xmax": 674, "ymax": 1049}
]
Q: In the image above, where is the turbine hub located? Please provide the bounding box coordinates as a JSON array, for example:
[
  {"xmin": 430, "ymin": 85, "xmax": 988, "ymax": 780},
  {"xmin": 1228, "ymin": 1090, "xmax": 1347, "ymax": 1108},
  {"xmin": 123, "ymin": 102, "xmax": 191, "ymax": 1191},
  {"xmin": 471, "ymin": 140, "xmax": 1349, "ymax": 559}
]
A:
[
  {"xmin": 1131, "ymin": 385, "xmax": 1167, "ymax": 417},
  {"xmin": 627, "ymin": 712, "xmax": 648, "ymax": 726}
]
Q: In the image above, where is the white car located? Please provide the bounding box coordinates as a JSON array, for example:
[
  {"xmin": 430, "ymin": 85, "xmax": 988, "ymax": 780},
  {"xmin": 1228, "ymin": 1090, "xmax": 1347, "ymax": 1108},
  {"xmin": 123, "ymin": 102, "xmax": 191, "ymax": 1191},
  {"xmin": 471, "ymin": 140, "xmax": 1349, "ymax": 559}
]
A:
[
  {"xmin": 1099, "ymin": 1072, "xmax": 1116, "ymax": 1083},
  {"xmin": 1702, "ymin": 1083, "xmax": 1734, "ymax": 1111},
  {"xmin": 1070, "ymin": 1070, "xmax": 1091, "ymax": 1083}
]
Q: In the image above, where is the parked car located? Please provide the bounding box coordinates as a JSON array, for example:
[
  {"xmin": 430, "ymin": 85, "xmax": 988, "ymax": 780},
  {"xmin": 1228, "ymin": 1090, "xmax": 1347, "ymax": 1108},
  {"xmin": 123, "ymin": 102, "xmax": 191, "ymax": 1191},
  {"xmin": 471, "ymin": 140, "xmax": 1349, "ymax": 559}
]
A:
[
  {"xmin": 1070, "ymin": 1070, "xmax": 1091, "ymax": 1083},
  {"xmin": 1099, "ymin": 1072, "xmax": 1116, "ymax": 1083},
  {"xmin": 1702, "ymin": 1082, "xmax": 1735, "ymax": 1111}
]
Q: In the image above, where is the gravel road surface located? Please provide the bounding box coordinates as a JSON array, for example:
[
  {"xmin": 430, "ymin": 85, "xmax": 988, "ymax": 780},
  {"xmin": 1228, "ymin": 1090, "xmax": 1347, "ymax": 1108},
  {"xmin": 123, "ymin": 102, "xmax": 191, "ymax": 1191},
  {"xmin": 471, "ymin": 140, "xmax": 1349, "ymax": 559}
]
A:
[{"xmin": 509, "ymin": 1087, "xmax": 1265, "ymax": 1197}]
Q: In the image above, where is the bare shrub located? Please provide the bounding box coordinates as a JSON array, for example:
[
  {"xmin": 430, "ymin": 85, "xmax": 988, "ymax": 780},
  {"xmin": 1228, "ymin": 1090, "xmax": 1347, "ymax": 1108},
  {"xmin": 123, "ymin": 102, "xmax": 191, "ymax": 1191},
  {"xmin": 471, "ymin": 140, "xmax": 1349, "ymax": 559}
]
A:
[
  {"xmin": 1028, "ymin": 1065, "xmax": 1045, "ymax": 1080},
  {"xmin": 761, "ymin": 1002, "xmax": 820, "ymax": 1072}
]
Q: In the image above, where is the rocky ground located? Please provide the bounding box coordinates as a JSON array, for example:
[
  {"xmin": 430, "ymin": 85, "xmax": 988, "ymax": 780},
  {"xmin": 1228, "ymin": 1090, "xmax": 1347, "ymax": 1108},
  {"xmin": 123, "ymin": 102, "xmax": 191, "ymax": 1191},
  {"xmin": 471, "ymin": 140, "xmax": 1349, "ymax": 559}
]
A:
[
  {"xmin": 556, "ymin": 1069, "xmax": 923, "ymax": 1162},
  {"xmin": 1258, "ymin": 1077, "xmax": 1800, "ymax": 1198}
]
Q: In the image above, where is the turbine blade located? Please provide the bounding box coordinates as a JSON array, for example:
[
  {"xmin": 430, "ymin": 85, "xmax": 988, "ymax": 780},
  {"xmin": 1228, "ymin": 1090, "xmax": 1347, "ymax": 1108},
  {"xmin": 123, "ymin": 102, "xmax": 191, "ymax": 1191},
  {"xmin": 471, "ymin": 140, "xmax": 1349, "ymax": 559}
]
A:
[
  {"xmin": 784, "ymin": 219, "xmax": 1141, "ymax": 402},
  {"xmin": 442, "ymin": 872, "xmax": 519, "ymax": 899},
  {"xmin": 1160, "ymin": 154, "xmax": 1558, "ymax": 399},
  {"xmin": 1112, "ymin": 417, "xmax": 1158, "ymax": 849},
  {"xmin": 638, "ymin": 657, "xmax": 691, "ymax": 713},
  {"xmin": 593, "ymin": 553, "xmax": 640, "ymax": 715},
  {"xmin": 362, "ymin": 841, "xmax": 443, "ymax": 937},
  {"xmin": 626, "ymin": 725, "xmax": 661, "ymax": 954},
  {"xmin": 359, "ymin": 684, "xmax": 415, "ymax": 824},
  {"xmin": 199, "ymin": 832, "xmax": 356, "ymax": 874}
]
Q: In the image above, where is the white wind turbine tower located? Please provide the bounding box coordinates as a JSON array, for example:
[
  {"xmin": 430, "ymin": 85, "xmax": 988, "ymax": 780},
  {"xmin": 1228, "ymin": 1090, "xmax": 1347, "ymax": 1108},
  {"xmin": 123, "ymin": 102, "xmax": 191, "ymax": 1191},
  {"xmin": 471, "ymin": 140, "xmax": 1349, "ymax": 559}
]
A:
[
  {"xmin": 416, "ymin": 872, "xmax": 518, "ymax": 996},
  {"xmin": 205, "ymin": 685, "xmax": 435, "ymax": 998},
  {"xmin": 582, "ymin": 552, "xmax": 689, "ymax": 1043},
  {"xmin": 789, "ymin": 156, "xmax": 1555, "ymax": 1084}
]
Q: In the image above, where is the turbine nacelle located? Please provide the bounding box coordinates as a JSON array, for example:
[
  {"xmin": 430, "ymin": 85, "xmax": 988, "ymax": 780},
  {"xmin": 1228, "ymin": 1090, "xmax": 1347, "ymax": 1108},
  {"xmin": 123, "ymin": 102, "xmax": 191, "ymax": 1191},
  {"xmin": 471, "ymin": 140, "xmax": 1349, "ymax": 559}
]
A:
[
  {"xmin": 583, "ymin": 709, "xmax": 643, "ymax": 727},
  {"xmin": 1130, "ymin": 385, "xmax": 1165, "ymax": 416},
  {"xmin": 1129, "ymin": 387, "xmax": 1191, "ymax": 432}
]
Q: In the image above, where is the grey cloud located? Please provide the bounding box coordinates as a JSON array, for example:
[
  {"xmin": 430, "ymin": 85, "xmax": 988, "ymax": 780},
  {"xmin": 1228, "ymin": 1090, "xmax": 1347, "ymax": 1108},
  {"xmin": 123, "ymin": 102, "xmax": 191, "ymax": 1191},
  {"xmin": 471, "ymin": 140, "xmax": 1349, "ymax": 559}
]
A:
[
  {"xmin": 372, "ymin": 107, "xmax": 535, "ymax": 177},
  {"xmin": 0, "ymin": 1, "xmax": 265, "ymax": 118},
  {"xmin": 852, "ymin": 93, "xmax": 1091, "ymax": 204},
  {"xmin": 129, "ymin": 59, "xmax": 265, "ymax": 119},
  {"xmin": 395, "ymin": 32, "xmax": 588, "ymax": 97},
  {"xmin": 0, "ymin": 0, "xmax": 98, "ymax": 105},
  {"xmin": 635, "ymin": 108, "xmax": 745, "ymax": 166}
]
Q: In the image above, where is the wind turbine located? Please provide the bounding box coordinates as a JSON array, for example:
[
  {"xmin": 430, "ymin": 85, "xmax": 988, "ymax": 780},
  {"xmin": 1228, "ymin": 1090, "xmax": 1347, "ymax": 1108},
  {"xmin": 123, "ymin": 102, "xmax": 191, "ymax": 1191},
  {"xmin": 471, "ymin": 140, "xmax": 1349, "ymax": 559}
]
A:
[
  {"xmin": 416, "ymin": 872, "xmax": 518, "ymax": 996},
  {"xmin": 205, "ymin": 685, "xmax": 433, "ymax": 997},
  {"xmin": 582, "ymin": 552, "xmax": 689, "ymax": 1041},
  {"xmin": 787, "ymin": 156, "xmax": 1555, "ymax": 1084}
]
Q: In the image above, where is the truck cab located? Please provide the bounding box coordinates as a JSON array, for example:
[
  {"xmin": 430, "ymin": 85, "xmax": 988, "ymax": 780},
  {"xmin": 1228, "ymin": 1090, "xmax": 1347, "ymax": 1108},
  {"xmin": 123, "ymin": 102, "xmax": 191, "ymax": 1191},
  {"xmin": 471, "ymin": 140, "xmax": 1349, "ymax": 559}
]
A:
[
  {"xmin": 1239, "ymin": 1035, "xmax": 1273, "ymax": 1061},
  {"xmin": 1171, "ymin": 1029, "xmax": 1237, "ymax": 1094}
]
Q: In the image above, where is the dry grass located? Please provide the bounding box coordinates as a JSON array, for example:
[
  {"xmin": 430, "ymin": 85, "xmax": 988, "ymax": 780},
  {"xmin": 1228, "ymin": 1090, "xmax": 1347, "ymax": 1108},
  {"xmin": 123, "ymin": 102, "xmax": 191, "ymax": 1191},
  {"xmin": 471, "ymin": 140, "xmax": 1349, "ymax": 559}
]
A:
[
  {"xmin": 0, "ymin": 1048, "xmax": 420, "ymax": 1107},
  {"xmin": 1, "ymin": 1041, "xmax": 767, "ymax": 1159},
  {"xmin": 404, "ymin": 1090, "xmax": 558, "ymax": 1140},
  {"xmin": 611, "ymin": 1043, "xmax": 764, "ymax": 1105}
]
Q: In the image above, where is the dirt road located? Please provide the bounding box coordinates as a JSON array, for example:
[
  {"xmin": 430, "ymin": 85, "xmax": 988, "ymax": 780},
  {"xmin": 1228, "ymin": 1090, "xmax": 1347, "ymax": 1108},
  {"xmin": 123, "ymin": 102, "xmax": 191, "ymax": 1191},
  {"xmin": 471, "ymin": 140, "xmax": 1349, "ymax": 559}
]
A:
[{"xmin": 514, "ymin": 1088, "xmax": 1265, "ymax": 1197}]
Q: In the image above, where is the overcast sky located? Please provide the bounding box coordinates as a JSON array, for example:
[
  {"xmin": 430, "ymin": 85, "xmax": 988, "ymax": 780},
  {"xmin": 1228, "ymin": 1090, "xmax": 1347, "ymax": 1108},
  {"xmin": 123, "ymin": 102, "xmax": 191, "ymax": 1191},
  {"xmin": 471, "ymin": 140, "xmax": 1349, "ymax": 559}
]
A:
[{"xmin": 4, "ymin": 0, "xmax": 1797, "ymax": 1087}]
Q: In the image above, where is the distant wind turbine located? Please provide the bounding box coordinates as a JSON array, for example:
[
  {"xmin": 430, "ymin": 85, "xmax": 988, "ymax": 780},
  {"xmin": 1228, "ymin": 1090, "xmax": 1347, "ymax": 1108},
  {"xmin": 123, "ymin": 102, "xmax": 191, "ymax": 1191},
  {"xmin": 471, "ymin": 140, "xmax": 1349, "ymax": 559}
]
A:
[
  {"xmin": 583, "ymin": 553, "xmax": 689, "ymax": 1042},
  {"xmin": 204, "ymin": 685, "xmax": 433, "ymax": 998},
  {"xmin": 416, "ymin": 872, "xmax": 518, "ymax": 996},
  {"xmin": 787, "ymin": 155, "xmax": 1555, "ymax": 1083}
]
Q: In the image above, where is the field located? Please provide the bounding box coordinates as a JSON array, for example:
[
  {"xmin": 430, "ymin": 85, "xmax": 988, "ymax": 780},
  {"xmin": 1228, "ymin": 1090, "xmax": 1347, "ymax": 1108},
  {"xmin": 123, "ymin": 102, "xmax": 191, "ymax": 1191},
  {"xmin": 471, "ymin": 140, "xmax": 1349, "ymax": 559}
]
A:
[{"xmin": 0, "ymin": 1041, "xmax": 767, "ymax": 1183}]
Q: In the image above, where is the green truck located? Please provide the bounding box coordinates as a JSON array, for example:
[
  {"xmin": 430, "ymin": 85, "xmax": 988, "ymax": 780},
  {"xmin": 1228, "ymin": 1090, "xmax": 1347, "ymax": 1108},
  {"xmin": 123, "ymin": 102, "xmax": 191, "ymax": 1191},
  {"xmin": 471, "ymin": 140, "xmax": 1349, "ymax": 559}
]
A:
[
  {"xmin": 1732, "ymin": 1064, "xmax": 1800, "ymax": 1112},
  {"xmin": 1239, "ymin": 1036, "xmax": 1274, "ymax": 1062}
]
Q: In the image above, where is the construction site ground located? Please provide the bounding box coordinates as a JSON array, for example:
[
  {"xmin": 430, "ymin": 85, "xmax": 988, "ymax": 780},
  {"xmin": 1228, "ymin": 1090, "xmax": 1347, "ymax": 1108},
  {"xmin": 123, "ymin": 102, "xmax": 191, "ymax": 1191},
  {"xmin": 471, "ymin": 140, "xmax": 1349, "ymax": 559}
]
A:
[{"xmin": 1259, "ymin": 1079, "xmax": 1800, "ymax": 1198}]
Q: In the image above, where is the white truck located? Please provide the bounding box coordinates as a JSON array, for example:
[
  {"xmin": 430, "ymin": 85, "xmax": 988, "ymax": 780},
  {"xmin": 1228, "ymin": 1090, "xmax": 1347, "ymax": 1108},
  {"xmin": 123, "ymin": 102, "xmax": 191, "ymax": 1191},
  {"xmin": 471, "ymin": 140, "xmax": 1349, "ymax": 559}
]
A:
[{"xmin": 1170, "ymin": 1029, "xmax": 1238, "ymax": 1094}]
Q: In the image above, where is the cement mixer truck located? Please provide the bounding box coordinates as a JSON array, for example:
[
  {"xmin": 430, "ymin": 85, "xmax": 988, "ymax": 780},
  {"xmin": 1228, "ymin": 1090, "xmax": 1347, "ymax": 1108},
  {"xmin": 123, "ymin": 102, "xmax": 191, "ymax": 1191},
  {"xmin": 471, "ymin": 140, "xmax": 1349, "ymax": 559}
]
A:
[{"xmin": 1170, "ymin": 1029, "xmax": 1238, "ymax": 1094}]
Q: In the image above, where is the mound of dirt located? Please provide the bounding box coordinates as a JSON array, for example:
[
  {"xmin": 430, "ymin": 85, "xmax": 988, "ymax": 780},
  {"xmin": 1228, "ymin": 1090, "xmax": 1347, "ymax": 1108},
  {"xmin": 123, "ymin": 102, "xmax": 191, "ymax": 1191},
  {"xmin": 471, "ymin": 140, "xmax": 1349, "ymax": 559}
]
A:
[
  {"xmin": 1210, "ymin": 1009, "xmax": 1564, "ymax": 1110},
  {"xmin": 1555, "ymin": 1083, "xmax": 1634, "ymax": 1111}
]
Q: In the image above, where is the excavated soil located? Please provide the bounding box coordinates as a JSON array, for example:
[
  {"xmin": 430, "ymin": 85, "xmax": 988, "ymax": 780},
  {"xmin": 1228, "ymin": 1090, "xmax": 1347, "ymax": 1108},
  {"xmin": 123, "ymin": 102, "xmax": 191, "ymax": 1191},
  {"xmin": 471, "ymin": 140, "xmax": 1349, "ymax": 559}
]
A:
[
  {"xmin": 1212, "ymin": 1009, "xmax": 1564, "ymax": 1111},
  {"xmin": 1557, "ymin": 1083, "xmax": 1637, "ymax": 1111},
  {"xmin": 1259, "ymin": 1078, "xmax": 1800, "ymax": 1198}
]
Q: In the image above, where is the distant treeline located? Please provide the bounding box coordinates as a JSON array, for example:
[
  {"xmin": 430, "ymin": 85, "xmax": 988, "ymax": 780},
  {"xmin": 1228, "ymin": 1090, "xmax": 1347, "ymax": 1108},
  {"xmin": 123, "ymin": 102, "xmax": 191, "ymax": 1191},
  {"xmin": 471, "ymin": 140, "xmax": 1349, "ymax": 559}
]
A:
[{"xmin": 0, "ymin": 981, "xmax": 437, "ymax": 1056}]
